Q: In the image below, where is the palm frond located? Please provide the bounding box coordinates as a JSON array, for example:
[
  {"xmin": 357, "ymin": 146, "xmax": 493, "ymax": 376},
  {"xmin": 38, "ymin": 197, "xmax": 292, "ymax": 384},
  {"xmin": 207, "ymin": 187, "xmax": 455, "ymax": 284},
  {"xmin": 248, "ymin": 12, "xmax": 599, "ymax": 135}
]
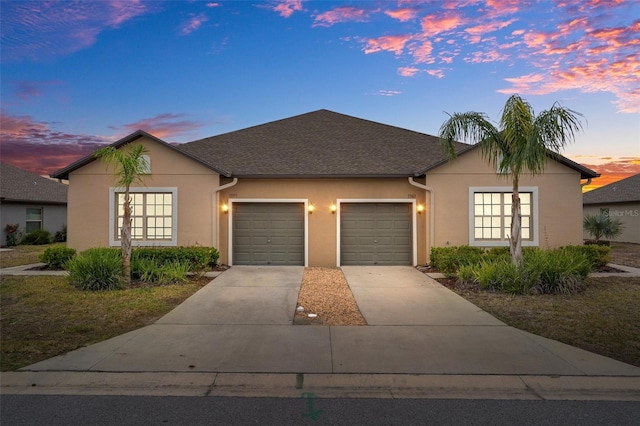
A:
[{"xmin": 438, "ymin": 111, "xmax": 501, "ymax": 161}]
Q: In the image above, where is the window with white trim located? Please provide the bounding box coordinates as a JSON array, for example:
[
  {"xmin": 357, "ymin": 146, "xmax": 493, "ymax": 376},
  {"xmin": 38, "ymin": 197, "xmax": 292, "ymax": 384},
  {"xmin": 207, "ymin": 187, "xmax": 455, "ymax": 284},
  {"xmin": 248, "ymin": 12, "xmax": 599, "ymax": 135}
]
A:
[
  {"xmin": 109, "ymin": 187, "xmax": 177, "ymax": 246},
  {"xmin": 26, "ymin": 208, "xmax": 42, "ymax": 233},
  {"xmin": 469, "ymin": 187, "xmax": 538, "ymax": 247}
]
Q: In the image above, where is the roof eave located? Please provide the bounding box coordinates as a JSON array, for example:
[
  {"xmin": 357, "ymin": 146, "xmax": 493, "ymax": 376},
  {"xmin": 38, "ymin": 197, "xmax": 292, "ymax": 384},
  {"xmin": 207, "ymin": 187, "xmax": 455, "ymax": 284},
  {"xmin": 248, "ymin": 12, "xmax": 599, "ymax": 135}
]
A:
[
  {"xmin": 229, "ymin": 173, "xmax": 416, "ymax": 179},
  {"xmin": 418, "ymin": 143, "xmax": 600, "ymax": 179},
  {"xmin": 51, "ymin": 130, "xmax": 232, "ymax": 180}
]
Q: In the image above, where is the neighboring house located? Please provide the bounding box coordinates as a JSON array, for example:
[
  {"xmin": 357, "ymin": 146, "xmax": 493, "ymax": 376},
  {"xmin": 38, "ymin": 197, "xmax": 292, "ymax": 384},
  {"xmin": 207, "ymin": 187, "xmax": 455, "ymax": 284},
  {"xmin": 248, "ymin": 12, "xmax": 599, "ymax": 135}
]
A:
[
  {"xmin": 52, "ymin": 110, "xmax": 598, "ymax": 266},
  {"xmin": 0, "ymin": 162, "xmax": 68, "ymax": 245},
  {"xmin": 583, "ymin": 173, "xmax": 640, "ymax": 244}
]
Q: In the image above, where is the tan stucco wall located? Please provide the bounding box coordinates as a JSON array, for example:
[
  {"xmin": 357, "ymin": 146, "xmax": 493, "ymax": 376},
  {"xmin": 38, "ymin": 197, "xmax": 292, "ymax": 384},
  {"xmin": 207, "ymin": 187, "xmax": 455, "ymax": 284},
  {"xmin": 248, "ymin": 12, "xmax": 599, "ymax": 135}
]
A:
[
  {"xmin": 67, "ymin": 137, "xmax": 220, "ymax": 251},
  {"xmin": 217, "ymin": 178, "xmax": 428, "ymax": 267},
  {"xmin": 67, "ymin": 138, "xmax": 588, "ymax": 265},
  {"xmin": 425, "ymin": 148, "xmax": 586, "ymax": 250},
  {"xmin": 583, "ymin": 202, "xmax": 640, "ymax": 244}
]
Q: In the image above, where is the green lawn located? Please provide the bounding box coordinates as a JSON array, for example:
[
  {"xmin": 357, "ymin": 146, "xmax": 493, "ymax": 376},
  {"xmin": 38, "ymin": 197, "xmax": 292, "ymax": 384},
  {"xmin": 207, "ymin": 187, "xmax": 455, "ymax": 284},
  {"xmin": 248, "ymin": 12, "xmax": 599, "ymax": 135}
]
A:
[
  {"xmin": 0, "ymin": 275, "xmax": 209, "ymax": 371},
  {"xmin": 445, "ymin": 276, "xmax": 640, "ymax": 368},
  {"xmin": 0, "ymin": 243, "xmax": 66, "ymax": 268}
]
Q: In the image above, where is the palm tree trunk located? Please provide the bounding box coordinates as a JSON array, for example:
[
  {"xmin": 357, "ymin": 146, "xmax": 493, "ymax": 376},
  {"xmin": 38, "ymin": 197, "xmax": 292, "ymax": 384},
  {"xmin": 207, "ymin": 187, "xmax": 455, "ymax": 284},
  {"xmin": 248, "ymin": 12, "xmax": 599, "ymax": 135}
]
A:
[
  {"xmin": 121, "ymin": 190, "xmax": 132, "ymax": 286},
  {"xmin": 510, "ymin": 178, "xmax": 523, "ymax": 266}
]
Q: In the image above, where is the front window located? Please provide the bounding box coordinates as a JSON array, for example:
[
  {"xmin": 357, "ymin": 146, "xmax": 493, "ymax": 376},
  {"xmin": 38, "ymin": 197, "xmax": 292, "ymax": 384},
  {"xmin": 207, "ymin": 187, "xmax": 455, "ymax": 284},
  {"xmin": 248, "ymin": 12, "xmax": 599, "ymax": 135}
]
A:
[
  {"xmin": 26, "ymin": 208, "xmax": 42, "ymax": 233},
  {"xmin": 116, "ymin": 193, "xmax": 173, "ymax": 240},
  {"xmin": 109, "ymin": 187, "xmax": 177, "ymax": 246},
  {"xmin": 469, "ymin": 187, "xmax": 538, "ymax": 247}
]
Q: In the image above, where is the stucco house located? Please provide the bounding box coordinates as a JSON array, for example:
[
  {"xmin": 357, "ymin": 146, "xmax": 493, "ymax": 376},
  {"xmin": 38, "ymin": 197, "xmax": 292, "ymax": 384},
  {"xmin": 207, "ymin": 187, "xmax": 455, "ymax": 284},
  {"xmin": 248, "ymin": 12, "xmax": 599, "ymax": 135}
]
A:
[
  {"xmin": 1, "ymin": 162, "xmax": 68, "ymax": 245},
  {"xmin": 52, "ymin": 110, "xmax": 598, "ymax": 266},
  {"xmin": 583, "ymin": 173, "xmax": 640, "ymax": 244}
]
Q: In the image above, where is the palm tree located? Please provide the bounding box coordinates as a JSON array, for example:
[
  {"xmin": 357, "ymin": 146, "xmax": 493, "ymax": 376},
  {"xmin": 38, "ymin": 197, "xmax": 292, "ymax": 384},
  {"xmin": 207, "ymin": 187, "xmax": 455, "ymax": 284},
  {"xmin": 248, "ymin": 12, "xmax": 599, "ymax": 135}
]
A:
[
  {"xmin": 583, "ymin": 213, "xmax": 624, "ymax": 244},
  {"xmin": 95, "ymin": 143, "xmax": 149, "ymax": 286},
  {"xmin": 439, "ymin": 94, "xmax": 584, "ymax": 266}
]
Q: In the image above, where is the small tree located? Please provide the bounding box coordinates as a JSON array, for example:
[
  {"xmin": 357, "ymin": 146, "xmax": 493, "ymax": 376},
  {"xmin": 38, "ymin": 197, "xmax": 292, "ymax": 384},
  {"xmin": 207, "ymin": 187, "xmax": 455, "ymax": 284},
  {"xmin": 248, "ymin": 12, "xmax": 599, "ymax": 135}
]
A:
[
  {"xmin": 439, "ymin": 94, "xmax": 584, "ymax": 266},
  {"xmin": 95, "ymin": 144, "xmax": 148, "ymax": 286},
  {"xmin": 583, "ymin": 213, "xmax": 624, "ymax": 244}
]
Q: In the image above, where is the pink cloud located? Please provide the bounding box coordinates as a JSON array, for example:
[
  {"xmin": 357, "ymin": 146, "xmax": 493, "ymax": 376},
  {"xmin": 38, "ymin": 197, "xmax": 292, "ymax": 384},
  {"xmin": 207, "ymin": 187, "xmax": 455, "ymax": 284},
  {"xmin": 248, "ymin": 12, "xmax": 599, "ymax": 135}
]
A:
[
  {"xmin": 500, "ymin": 10, "xmax": 640, "ymax": 113},
  {"xmin": 398, "ymin": 66, "xmax": 420, "ymax": 77},
  {"xmin": 465, "ymin": 19, "xmax": 516, "ymax": 38},
  {"xmin": 1, "ymin": 1, "xmax": 153, "ymax": 62},
  {"xmin": 408, "ymin": 41, "xmax": 435, "ymax": 64},
  {"xmin": 11, "ymin": 80, "xmax": 64, "ymax": 101},
  {"xmin": 272, "ymin": 0, "xmax": 304, "ymax": 18},
  {"xmin": 578, "ymin": 158, "xmax": 640, "ymax": 192},
  {"xmin": 0, "ymin": 111, "xmax": 112, "ymax": 175},
  {"xmin": 313, "ymin": 6, "xmax": 368, "ymax": 27},
  {"xmin": 113, "ymin": 113, "xmax": 205, "ymax": 139},
  {"xmin": 385, "ymin": 8, "xmax": 418, "ymax": 22},
  {"xmin": 464, "ymin": 49, "xmax": 509, "ymax": 63},
  {"xmin": 206, "ymin": 2, "xmax": 220, "ymax": 8},
  {"xmin": 426, "ymin": 69, "xmax": 445, "ymax": 78},
  {"xmin": 485, "ymin": 0, "xmax": 520, "ymax": 16},
  {"xmin": 421, "ymin": 11, "xmax": 466, "ymax": 36},
  {"xmin": 363, "ymin": 34, "xmax": 412, "ymax": 55},
  {"xmin": 180, "ymin": 13, "xmax": 208, "ymax": 35}
]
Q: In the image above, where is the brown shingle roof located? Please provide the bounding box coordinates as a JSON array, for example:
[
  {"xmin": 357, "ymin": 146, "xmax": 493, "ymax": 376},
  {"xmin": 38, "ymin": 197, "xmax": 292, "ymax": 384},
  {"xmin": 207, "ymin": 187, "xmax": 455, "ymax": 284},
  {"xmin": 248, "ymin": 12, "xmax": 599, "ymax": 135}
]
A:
[
  {"xmin": 1, "ymin": 162, "xmax": 67, "ymax": 204},
  {"xmin": 583, "ymin": 173, "xmax": 640, "ymax": 204},
  {"xmin": 178, "ymin": 109, "xmax": 469, "ymax": 177}
]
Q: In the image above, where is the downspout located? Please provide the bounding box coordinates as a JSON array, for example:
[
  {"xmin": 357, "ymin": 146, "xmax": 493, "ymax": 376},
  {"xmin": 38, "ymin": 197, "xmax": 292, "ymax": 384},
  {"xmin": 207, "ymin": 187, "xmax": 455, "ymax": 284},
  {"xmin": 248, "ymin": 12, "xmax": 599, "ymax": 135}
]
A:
[
  {"xmin": 581, "ymin": 178, "xmax": 592, "ymax": 188},
  {"xmin": 409, "ymin": 177, "xmax": 435, "ymax": 265},
  {"xmin": 213, "ymin": 178, "xmax": 238, "ymax": 253}
]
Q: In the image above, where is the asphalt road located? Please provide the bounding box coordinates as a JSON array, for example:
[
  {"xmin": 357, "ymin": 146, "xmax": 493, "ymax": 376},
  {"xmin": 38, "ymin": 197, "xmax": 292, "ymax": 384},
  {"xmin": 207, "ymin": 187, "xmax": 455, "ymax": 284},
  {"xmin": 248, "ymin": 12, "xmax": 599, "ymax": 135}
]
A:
[{"xmin": 2, "ymin": 395, "xmax": 640, "ymax": 425}]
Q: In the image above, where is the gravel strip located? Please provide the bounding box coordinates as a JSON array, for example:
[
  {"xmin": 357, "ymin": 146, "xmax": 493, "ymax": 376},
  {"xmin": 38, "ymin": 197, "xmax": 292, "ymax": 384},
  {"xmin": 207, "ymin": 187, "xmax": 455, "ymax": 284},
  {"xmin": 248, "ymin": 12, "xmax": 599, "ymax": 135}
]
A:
[{"xmin": 294, "ymin": 267, "xmax": 367, "ymax": 326}]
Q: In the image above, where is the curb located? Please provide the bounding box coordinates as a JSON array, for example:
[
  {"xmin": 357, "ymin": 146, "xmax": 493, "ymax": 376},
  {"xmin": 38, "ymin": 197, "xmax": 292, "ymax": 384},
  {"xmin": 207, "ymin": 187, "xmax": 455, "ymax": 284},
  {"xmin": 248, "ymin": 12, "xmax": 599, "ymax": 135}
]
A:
[{"xmin": 2, "ymin": 372, "xmax": 639, "ymax": 401}]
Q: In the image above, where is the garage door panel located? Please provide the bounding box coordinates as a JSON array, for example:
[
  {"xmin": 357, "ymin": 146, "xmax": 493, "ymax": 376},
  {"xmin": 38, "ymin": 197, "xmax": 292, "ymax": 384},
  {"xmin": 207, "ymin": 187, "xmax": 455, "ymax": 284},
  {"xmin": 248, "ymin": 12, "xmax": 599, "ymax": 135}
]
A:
[
  {"xmin": 233, "ymin": 203, "xmax": 304, "ymax": 266},
  {"xmin": 341, "ymin": 202, "xmax": 412, "ymax": 266}
]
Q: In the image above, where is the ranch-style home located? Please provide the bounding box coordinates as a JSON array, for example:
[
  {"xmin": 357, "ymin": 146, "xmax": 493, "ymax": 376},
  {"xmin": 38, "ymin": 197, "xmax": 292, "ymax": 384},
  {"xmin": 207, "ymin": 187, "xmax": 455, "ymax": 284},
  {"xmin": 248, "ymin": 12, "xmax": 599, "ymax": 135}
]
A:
[
  {"xmin": 1, "ymin": 162, "xmax": 68, "ymax": 245},
  {"xmin": 583, "ymin": 173, "xmax": 640, "ymax": 244},
  {"xmin": 52, "ymin": 109, "xmax": 599, "ymax": 266}
]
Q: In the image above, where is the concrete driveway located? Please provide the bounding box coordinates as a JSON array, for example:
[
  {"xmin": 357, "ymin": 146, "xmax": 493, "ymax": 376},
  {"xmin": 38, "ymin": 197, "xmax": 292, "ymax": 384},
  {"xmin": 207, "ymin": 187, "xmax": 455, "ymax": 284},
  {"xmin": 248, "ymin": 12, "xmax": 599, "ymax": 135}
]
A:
[{"xmin": 23, "ymin": 266, "xmax": 640, "ymax": 376}]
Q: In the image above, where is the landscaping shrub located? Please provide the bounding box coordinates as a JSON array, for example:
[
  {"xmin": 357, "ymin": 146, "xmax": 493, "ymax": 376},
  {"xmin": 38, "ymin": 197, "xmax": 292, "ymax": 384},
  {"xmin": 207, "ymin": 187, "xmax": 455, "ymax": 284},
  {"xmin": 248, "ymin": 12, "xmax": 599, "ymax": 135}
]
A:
[
  {"xmin": 483, "ymin": 246, "xmax": 511, "ymax": 262},
  {"xmin": 5, "ymin": 224, "xmax": 20, "ymax": 247},
  {"xmin": 132, "ymin": 246, "xmax": 219, "ymax": 271},
  {"xmin": 131, "ymin": 257, "xmax": 190, "ymax": 285},
  {"xmin": 40, "ymin": 246, "xmax": 76, "ymax": 269},
  {"xmin": 20, "ymin": 229, "xmax": 53, "ymax": 245},
  {"xmin": 464, "ymin": 259, "xmax": 538, "ymax": 294},
  {"xmin": 430, "ymin": 246, "xmax": 484, "ymax": 276},
  {"xmin": 457, "ymin": 247, "xmax": 591, "ymax": 295},
  {"xmin": 54, "ymin": 225, "xmax": 67, "ymax": 243},
  {"xmin": 527, "ymin": 249, "xmax": 590, "ymax": 295},
  {"xmin": 67, "ymin": 248, "xmax": 124, "ymax": 291},
  {"xmin": 561, "ymin": 245, "xmax": 610, "ymax": 270}
]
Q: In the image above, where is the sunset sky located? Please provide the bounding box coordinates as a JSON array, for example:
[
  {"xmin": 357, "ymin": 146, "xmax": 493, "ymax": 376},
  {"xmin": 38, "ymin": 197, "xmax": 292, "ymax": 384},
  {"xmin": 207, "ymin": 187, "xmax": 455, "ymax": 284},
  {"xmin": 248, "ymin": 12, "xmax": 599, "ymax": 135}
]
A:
[{"xmin": 1, "ymin": 0, "xmax": 638, "ymax": 192}]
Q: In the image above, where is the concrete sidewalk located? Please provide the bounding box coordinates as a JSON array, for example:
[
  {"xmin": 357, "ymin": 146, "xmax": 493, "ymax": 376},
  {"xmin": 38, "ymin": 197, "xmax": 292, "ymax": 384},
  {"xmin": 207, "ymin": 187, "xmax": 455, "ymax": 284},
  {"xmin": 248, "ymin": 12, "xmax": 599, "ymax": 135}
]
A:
[{"xmin": 2, "ymin": 265, "xmax": 639, "ymax": 399}]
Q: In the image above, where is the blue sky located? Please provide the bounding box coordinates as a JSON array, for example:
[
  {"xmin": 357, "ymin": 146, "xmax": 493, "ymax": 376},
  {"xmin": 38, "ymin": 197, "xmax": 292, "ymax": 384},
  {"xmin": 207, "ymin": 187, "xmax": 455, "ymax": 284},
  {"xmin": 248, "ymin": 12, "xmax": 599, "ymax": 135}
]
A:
[{"xmin": 1, "ymin": 0, "xmax": 639, "ymax": 190}]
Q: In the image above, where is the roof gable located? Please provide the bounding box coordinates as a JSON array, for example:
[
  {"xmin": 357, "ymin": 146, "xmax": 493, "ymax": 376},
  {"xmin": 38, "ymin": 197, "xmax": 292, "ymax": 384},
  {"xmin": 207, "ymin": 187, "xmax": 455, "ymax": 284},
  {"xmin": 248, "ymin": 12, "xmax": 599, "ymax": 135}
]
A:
[
  {"xmin": 583, "ymin": 173, "xmax": 640, "ymax": 204},
  {"xmin": 419, "ymin": 143, "xmax": 599, "ymax": 179},
  {"xmin": 1, "ymin": 162, "xmax": 68, "ymax": 204},
  {"xmin": 51, "ymin": 130, "xmax": 230, "ymax": 180},
  {"xmin": 178, "ymin": 109, "xmax": 468, "ymax": 177}
]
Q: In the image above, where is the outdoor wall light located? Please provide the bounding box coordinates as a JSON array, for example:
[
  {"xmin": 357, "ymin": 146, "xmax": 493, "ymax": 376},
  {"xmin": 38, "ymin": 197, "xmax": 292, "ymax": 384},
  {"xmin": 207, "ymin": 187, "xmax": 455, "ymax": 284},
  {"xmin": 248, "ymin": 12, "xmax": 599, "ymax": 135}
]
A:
[
  {"xmin": 222, "ymin": 204, "xmax": 229, "ymax": 214},
  {"xmin": 330, "ymin": 203, "xmax": 337, "ymax": 214},
  {"xmin": 417, "ymin": 204, "xmax": 425, "ymax": 214},
  {"xmin": 308, "ymin": 204, "xmax": 315, "ymax": 214}
]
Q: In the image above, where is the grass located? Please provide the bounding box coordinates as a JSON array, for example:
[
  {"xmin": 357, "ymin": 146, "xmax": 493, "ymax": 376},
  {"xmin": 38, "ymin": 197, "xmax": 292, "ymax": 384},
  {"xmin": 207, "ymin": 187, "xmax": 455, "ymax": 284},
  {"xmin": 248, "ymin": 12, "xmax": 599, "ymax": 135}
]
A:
[
  {"xmin": 0, "ymin": 243, "xmax": 65, "ymax": 268},
  {"xmin": 2, "ymin": 242, "xmax": 639, "ymax": 372},
  {"xmin": 443, "ymin": 276, "xmax": 640, "ymax": 368},
  {"xmin": 0, "ymin": 275, "xmax": 209, "ymax": 371}
]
